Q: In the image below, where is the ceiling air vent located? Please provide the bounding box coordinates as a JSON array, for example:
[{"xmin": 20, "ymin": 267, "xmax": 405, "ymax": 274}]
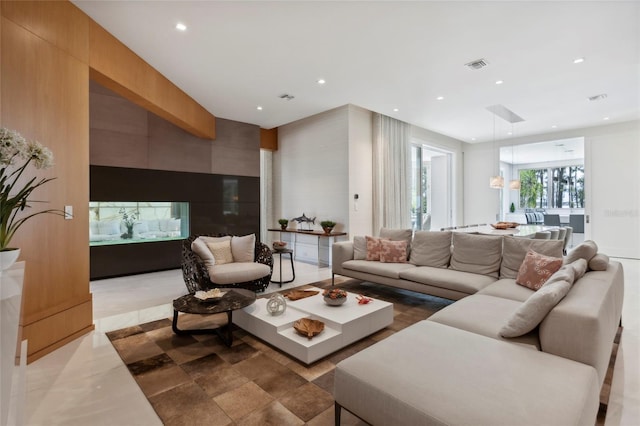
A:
[
  {"xmin": 588, "ymin": 93, "xmax": 607, "ymax": 101},
  {"xmin": 465, "ymin": 58, "xmax": 488, "ymax": 70},
  {"xmin": 279, "ymin": 94, "xmax": 295, "ymax": 101}
]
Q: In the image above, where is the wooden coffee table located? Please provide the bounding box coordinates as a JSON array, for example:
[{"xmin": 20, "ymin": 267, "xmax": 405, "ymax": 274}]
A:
[
  {"xmin": 232, "ymin": 287, "xmax": 393, "ymax": 364},
  {"xmin": 172, "ymin": 288, "xmax": 255, "ymax": 346}
]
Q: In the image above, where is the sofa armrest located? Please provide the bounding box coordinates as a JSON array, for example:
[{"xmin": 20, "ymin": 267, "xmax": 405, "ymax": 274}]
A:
[
  {"xmin": 332, "ymin": 241, "xmax": 355, "ymax": 275},
  {"xmin": 539, "ymin": 260, "xmax": 624, "ymax": 386}
]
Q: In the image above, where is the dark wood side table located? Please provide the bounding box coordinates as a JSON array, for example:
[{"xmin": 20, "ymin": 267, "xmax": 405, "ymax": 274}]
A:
[
  {"xmin": 172, "ymin": 289, "xmax": 255, "ymax": 346},
  {"xmin": 271, "ymin": 248, "xmax": 295, "ymax": 286}
]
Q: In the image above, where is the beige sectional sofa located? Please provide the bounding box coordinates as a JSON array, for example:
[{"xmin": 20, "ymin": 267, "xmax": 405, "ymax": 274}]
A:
[{"xmin": 332, "ymin": 229, "xmax": 624, "ymax": 426}]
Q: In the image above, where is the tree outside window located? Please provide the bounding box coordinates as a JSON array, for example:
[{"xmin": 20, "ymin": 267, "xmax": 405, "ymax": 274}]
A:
[{"xmin": 519, "ymin": 165, "xmax": 583, "ymax": 209}]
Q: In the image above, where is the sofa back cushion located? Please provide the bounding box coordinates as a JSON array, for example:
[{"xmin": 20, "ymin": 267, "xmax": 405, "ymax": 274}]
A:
[
  {"xmin": 380, "ymin": 228, "xmax": 413, "ymax": 259},
  {"xmin": 353, "ymin": 236, "xmax": 367, "ymax": 260},
  {"xmin": 564, "ymin": 240, "xmax": 598, "ymax": 265},
  {"xmin": 410, "ymin": 231, "xmax": 452, "ymax": 268},
  {"xmin": 450, "ymin": 233, "xmax": 502, "ymax": 278},
  {"xmin": 500, "ymin": 236, "xmax": 564, "ymax": 279}
]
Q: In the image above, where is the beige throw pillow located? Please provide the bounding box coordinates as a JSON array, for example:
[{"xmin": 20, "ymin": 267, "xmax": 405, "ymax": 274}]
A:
[
  {"xmin": 588, "ymin": 253, "xmax": 609, "ymax": 271},
  {"xmin": 500, "ymin": 236, "xmax": 563, "ymax": 279},
  {"xmin": 564, "ymin": 240, "xmax": 598, "ymax": 264},
  {"xmin": 409, "ymin": 231, "xmax": 452, "ymax": 268},
  {"xmin": 231, "ymin": 234, "xmax": 255, "ymax": 262},
  {"xmin": 207, "ymin": 240, "xmax": 234, "ymax": 265},
  {"xmin": 500, "ymin": 279, "xmax": 573, "ymax": 338},
  {"xmin": 353, "ymin": 236, "xmax": 367, "ymax": 260}
]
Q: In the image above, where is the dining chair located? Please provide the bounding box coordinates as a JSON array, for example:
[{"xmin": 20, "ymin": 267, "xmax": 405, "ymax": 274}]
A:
[
  {"xmin": 569, "ymin": 214, "xmax": 585, "ymax": 233},
  {"xmin": 543, "ymin": 214, "xmax": 561, "ymax": 226},
  {"xmin": 548, "ymin": 229, "xmax": 560, "ymax": 239},
  {"xmin": 557, "ymin": 228, "xmax": 567, "ymax": 242},
  {"xmin": 563, "ymin": 226, "xmax": 573, "ymax": 255},
  {"xmin": 533, "ymin": 231, "xmax": 551, "ymax": 239}
]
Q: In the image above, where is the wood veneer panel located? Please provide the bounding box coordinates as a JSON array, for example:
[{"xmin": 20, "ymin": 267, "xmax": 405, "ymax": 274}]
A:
[
  {"xmin": 88, "ymin": 20, "xmax": 216, "ymax": 140},
  {"xmin": 1, "ymin": 16, "xmax": 93, "ymax": 361},
  {"xmin": 23, "ymin": 301, "xmax": 94, "ymax": 363},
  {"xmin": 260, "ymin": 128, "xmax": 278, "ymax": 151},
  {"xmin": 1, "ymin": 0, "xmax": 89, "ymax": 63}
]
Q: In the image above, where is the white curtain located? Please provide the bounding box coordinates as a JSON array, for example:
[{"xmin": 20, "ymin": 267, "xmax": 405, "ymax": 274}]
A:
[{"xmin": 372, "ymin": 113, "xmax": 411, "ymax": 232}]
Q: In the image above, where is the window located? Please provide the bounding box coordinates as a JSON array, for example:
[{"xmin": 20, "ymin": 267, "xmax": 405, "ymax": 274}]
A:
[
  {"xmin": 410, "ymin": 144, "xmax": 452, "ymax": 231},
  {"xmin": 89, "ymin": 201, "xmax": 189, "ymax": 246},
  {"xmin": 519, "ymin": 165, "xmax": 584, "ymax": 209}
]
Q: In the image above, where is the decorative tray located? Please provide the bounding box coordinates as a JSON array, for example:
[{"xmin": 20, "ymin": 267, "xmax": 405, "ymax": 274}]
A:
[
  {"xmin": 284, "ymin": 290, "xmax": 319, "ymax": 300},
  {"xmin": 194, "ymin": 289, "xmax": 227, "ymax": 303},
  {"xmin": 490, "ymin": 222, "xmax": 520, "ymax": 229},
  {"xmin": 293, "ymin": 318, "xmax": 325, "ymax": 340}
]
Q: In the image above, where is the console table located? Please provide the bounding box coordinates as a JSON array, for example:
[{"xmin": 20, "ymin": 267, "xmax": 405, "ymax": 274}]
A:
[{"xmin": 268, "ymin": 229, "xmax": 348, "ymax": 266}]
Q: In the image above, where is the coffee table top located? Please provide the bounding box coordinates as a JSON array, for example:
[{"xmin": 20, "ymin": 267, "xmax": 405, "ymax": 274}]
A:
[{"xmin": 173, "ymin": 289, "xmax": 255, "ymax": 315}]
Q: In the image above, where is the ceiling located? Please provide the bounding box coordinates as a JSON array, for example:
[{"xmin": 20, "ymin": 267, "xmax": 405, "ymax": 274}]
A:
[{"xmin": 73, "ymin": 1, "xmax": 639, "ymax": 144}]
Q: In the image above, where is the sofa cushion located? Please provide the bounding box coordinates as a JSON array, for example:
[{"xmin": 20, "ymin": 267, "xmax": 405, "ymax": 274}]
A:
[
  {"xmin": 379, "ymin": 240, "xmax": 408, "ymax": 263},
  {"xmin": 564, "ymin": 240, "xmax": 598, "ymax": 264},
  {"xmin": 588, "ymin": 253, "xmax": 609, "ymax": 271},
  {"xmin": 500, "ymin": 278, "xmax": 572, "ymax": 338},
  {"xmin": 207, "ymin": 240, "xmax": 234, "ymax": 265},
  {"xmin": 449, "ymin": 233, "xmax": 502, "ymax": 277},
  {"xmin": 231, "ymin": 234, "xmax": 255, "ymax": 262},
  {"xmin": 365, "ymin": 236, "xmax": 386, "ymax": 261},
  {"xmin": 409, "ymin": 231, "xmax": 452, "ymax": 268},
  {"xmin": 353, "ymin": 236, "xmax": 367, "ymax": 260},
  {"xmin": 334, "ymin": 321, "xmax": 599, "ymax": 426},
  {"xmin": 98, "ymin": 220, "xmax": 121, "ymax": 235},
  {"xmin": 515, "ymin": 250, "xmax": 563, "ymax": 290},
  {"xmin": 500, "ymin": 236, "xmax": 564, "ymax": 279},
  {"xmin": 478, "ymin": 279, "xmax": 535, "ymax": 302},
  {"xmin": 429, "ymin": 294, "xmax": 540, "ymax": 349},
  {"xmin": 380, "ymin": 228, "xmax": 413, "ymax": 258},
  {"xmin": 208, "ymin": 262, "xmax": 271, "ymax": 285},
  {"xmin": 399, "ymin": 266, "xmax": 497, "ymax": 295},
  {"xmin": 342, "ymin": 260, "xmax": 415, "ymax": 279}
]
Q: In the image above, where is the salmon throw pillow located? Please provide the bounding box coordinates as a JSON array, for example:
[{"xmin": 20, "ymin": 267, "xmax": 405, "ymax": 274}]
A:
[
  {"xmin": 516, "ymin": 250, "xmax": 563, "ymax": 290},
  {"xmin": 365, "ymin": 236, "xmax": 386, "ymax": 261},
  {"xmin": 379, "ymin": 239, "xmax": 408, "ymax": 263}
]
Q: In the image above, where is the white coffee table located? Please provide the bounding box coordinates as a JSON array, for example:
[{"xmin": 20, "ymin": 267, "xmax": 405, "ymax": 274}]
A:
[{"xmin": 232, "ymin": 287, "xmax": 394, "ymax": 364}]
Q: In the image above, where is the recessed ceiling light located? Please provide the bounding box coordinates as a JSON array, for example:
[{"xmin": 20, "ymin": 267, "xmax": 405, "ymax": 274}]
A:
[
  {"xmin": 495, "ymin": 80, "xmax": 504, "ymax": 85},
  {"xmin": 573, "ymin": 57, "xmax": 585, "ymax": 64},
  {"xmin": 471, "ymin": 137, "xmax": 476, "ymax": 141},
  {"xmin": 603, "ymin": 116, "xmax": 610, "ymax": 120},
  {"xmin": 551, "ymin": 125, "xmax": 558, "ymax": 129},
  {"xmin": 175, "ymin": 22, "xmax": 187, "ymax": 31},
  {"xmin": 256, "ymin": 106, "xmax": 263, "ymax": 111},
  {"xmin": 393, "ymin": 108, "xmax": 399, "ymax": 112},
  {"xmin": 507, "ymin": 132, "xmax": 513, "ymax": 135},
  {"xmin": 317, "ymin": 79, "xmax": 326, "ymax": 85},
  {"xmin": 436, "ymin": 96, "xmax": 444, "ymax": 101}
]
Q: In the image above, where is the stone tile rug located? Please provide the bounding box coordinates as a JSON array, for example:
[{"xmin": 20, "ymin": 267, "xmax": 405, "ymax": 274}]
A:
[{"xmin": 107, "ymin": 278, "xmax": 615, "ymax": 426}]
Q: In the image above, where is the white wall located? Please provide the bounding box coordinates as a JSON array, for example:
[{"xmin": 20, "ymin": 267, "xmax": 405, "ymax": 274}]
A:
[
  {"xmin": 274, "ymin": 106, "xmax": 350, "ymax": 234},
  {"xmin": 347, "ymin": 105, "xmax": 373, "ymax": 236},
  {"xmin": 463, "ymin": 143, "xmax": 502, "ymax": 225}
]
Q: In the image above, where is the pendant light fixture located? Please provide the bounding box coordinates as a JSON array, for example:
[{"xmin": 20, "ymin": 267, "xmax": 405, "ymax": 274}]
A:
[
  {"xmin": 489, "ymin": 114, "xmax": 504, "ymax": 189},
  {"xmin": 509, "ymin": 141, "xmax": 521, "ymax": 190}
]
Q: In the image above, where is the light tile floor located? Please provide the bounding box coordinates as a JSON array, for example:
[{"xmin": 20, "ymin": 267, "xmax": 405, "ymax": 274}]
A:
[{"xmin": 23, "ymin": 258, "xmax": 639, "ymax": 425}]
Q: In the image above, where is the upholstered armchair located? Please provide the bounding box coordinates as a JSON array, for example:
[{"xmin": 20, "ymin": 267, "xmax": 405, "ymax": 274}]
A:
[{"xmin": 182, "ymin": 234, "xmax": 273, "ymax": 293}]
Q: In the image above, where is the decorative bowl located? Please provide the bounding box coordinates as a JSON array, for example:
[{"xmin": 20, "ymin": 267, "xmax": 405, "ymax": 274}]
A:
[
  {"xmin": 322, "ymin": 288, "xmax": 348, "ymax": 306},
  {"xmin": 293, "ymin": 318, "xmax": 325, "ymax": 339},
  {"xmin": 194, "ymin": 289, "xmax": 226, "ymax": 303},
  {"xmin": 490, "ymin": 222, "xmax": 520, "ymax": 230},
  {"xmin": 272, "ymin": 241, "xmax": 287, "ymax": 251}
]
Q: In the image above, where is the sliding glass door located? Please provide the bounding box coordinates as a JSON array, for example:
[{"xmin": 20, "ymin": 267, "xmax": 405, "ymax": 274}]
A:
[{"xmin": 410, "ymin": 144, "xmax": 452, "ymax": 231}]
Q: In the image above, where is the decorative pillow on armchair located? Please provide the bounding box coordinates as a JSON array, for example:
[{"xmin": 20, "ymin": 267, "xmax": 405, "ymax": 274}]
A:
[
  {"xmin": 231, "ymin": 234, "xmax": 256, "ymax": 263},
  {"xmin": 379, "ymin": 240, "xmax": 408, "ymax": 263},
  {"xmin": 207, "ymin": 240, "xmax": 234, "ymax": 265}
]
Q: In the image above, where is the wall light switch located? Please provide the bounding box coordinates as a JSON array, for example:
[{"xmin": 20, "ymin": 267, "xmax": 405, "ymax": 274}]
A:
[{"xmin": 64, "ymin": 205, "xmax": 73, "ymax": 220}]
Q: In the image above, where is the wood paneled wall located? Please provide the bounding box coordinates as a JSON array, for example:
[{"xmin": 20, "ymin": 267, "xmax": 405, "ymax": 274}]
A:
[
  {"xmin": 260, "ymin": 128, "xmax": 278, "ymax": 151},
  {"xmin": 1, "ymin": 1, "xmax": 93, "ymax": 363},
  {"xmin": 0, "ymin": 0, "xmax": 218, "ymax": 363}
]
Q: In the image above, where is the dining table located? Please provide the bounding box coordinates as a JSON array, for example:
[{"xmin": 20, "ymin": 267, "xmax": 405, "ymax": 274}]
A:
[{"xmin": 452, "ymin": 224, "xmax": 557, "ymax": 238}]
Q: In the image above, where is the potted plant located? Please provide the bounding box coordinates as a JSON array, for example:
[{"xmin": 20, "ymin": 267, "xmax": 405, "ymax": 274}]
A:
[
  {"xmin": 278, "ymin": 218, "xmax": 288, "ymax": 230},
  {"xmin": 509, "ymin": 202, "xmax": 516, "ymax": 213},
  {"xmin": 320, "ymin": 220, "xmax": 336, "ymax": 235},
  {"xmin": 0, "ymin": 127, "xmax": 62, "ymax": 269}
]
